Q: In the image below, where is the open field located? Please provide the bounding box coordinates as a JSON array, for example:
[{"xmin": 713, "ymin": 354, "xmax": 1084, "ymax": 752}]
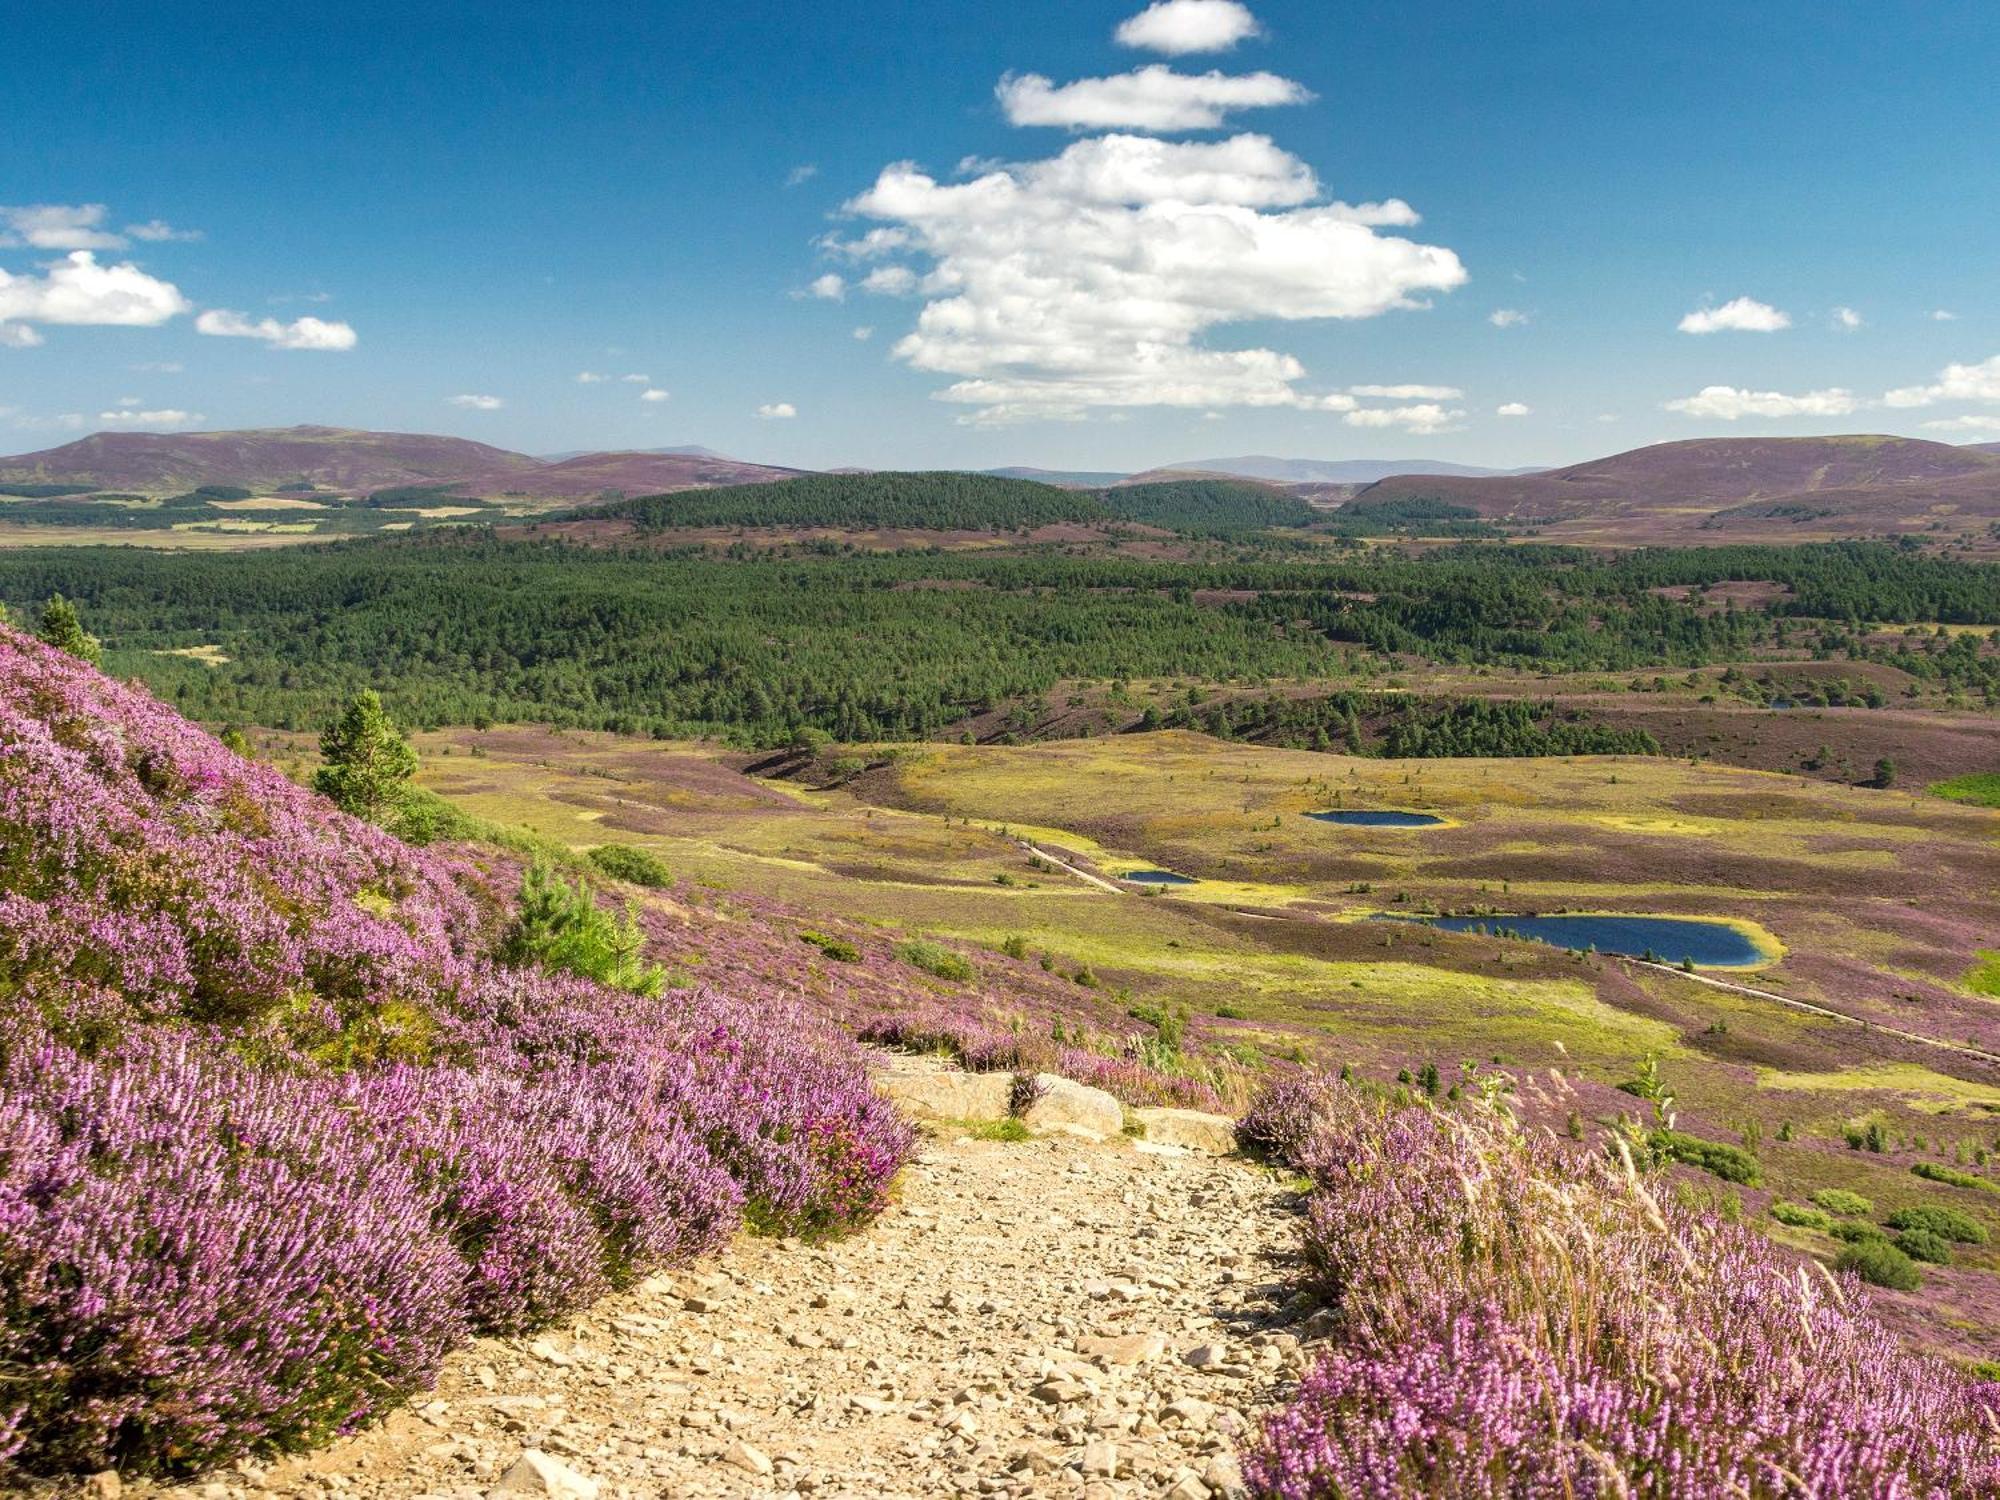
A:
[{"xmin": 392, "ymin": 724, "xmax": 2000, "ymax": 1363}]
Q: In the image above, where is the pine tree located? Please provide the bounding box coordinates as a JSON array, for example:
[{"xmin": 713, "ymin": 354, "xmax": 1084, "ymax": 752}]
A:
[
  {"xmin": 313, "ymin": 690, "xmax": 417, "ymax": 824},
  {"xmin": 39, "ymin": 594, "xmax": 102, "ymax": 665}
]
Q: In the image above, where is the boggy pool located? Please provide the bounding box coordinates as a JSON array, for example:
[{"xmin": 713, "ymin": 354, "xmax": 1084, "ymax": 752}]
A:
[
  {"xmin": 1121, "ymin": 869, "xmax": 1198, "ymax": 886},
  {"xmin": 1396, "ymin": 912, "xmax": 1766, "ymax": 967},
  {"xmin": 1307, "ymin": 810, "xmax": 1446, "ymax": 828}
]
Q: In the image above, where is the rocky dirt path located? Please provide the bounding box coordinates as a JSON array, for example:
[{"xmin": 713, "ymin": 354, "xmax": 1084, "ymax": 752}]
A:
[{"xmin": 141, "ymin": 1069, "xmax": 1307, "ymax": 1500}]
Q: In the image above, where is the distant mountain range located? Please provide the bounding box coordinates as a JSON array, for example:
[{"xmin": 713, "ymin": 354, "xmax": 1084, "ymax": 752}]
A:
[
  {"xmin": 1157, "ymin": 454, "xmax": 1546, "ymax": 484},
  {"xmin": 6, "ymin": 426, "xmax": 2000, "ymax": 543},
  {"xmin": 1353, "ymin": 435, "xmax": 2000, "ymax": 541},
  {"xmin": 0, "ymin": 427, "xmax": 798, "ymax": 500}
]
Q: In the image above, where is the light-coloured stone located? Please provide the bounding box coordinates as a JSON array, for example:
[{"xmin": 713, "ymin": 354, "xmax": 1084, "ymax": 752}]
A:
[
  {"xmin": 1020, "ymin": 1074, "xmax": 1124, "ymax": 1141},
  {"xmin": 875, "ymin": 1069, "xmax": 1014, "ymax": 1123},
  {"xmin": 1130, "ymin": 1108, "xmax": 1239, "ymax": 1155},
  {"xmin": 82, "ymin": 1474, "xmax": 122, "ymax": 1500},
  {"xmin": 1076, "ymin": 1331, "xmax": 1166, "ymax": 1367},
  {"xmin": 723, "ymin": 1440, "xmax": 775, "ymax": 1476},
  {"xmin": 487, "ymin": 1449, "xmax": 600, "ymax": 1499}
]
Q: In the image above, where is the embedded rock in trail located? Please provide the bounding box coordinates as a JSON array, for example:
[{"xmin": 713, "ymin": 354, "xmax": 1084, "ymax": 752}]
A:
[
  {"xmin": 489, "ymin": 1450, "xmax": 601, "ymax": 1498},
  {"xmin": 1019, "ymin": 1073, "xmax": 1125, "ymax": 1141},
  {"xmin": 148, "ymin": 1109, "xmax": 1303, "ymax": 1499},
  {"xmin": 1130, "ymin": 1109, "xmax": 1239, "ymax": 1156},
  {"xmin": 875, "ymin": 1060, "xmax": 1013, "ymax": 1123}
]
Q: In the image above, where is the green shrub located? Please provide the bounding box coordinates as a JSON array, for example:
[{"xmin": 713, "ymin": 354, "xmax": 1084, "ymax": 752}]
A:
[
  {"xmin": 798, "ymin": 929, "xmax": 862, "ymax": 963},
  {"xmin": 968, "ymin": 1117, "xmax": 1032, "ymax": 1143},
  {"xmin": 390, "ymin": 786, "xmax": 479, "ymax": 846},
  {"xmin": 1648, "ymin": 1129, "xmax": 1761, "ymax": 1186},
  {"xmin": 895, "ymin": 939, "xmax": 974, "ymax": 982},
  {"xmin": 1831, "ymin": 1220, "xmax": 1889, "ymax": 1245},
  {"xmin": 586, "ymin": 843, "xmax": 673, "ymax": 888},
  {"xmin": 1809, "ymin": 1187, "xmax": 1873, "ymax": 1217},
  {"xmin": 497, "ymin": 861, "xmax": 665, "ymax": 997},
  {"xmin": 1912, "ymin": 1161, "xmax": 2000, "ymax": 1194},
  {"xmin": 1770, "ymin": 1201, "xmax": 1831, "ymax": 1231},
  {"xmin": 1884, "ymin": 1205, "xmax": 1989, "ymax": 1244},
  {"xmin": 999, "ymin": 933, "xmax": 1029, "ymax": 960},
  {"xmin": 1836, "ymin": 1239, "xmax": 1922, "ymax": 1290},
  {"xmin": 1215, "ymin": 1003, "xmax": 1249, "ymax": 1020},
  {"xmin": 1895, "ymin": 1228, "xmax": 1954, "ymax": 1265}
]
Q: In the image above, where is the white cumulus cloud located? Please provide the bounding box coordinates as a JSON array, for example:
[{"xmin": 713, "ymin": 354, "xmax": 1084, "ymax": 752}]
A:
[
  {"xmin": 1343, "ymin": 403, "xmax": 1462, "ymax": 434},
  {"xmin": 448, "ymin": 393, "xmax": 504, "ymax": 410},
  {"xmin": 997, "ymin": 66, "xmax": 1309, "ymax": 132},
  {"xmin": 1496, "ymin": 401, "xmax": 1531, "ymax": 417},
  {"xmin": 195, "ymin": 309, "xmax": 357, "ymax": 350},
  {"xmin": 839, "ymin": 132, "xmax": 1465, "ymax": 423},
  {"xmin": 1920, "ymin": 414, "xmax": 2000, "ymax": 433},
  {"xmin": 576, "ymin": 371, "xmax": 609, "ymax": 383},
  {"xmin": 0, "ymin": 203, "xmax": 127, "ymax": 250},
  {"xmin": 1662, "ymin": 385, "xmax": 1857, "ymax": 419},
  {"xmin": 0, "ymin": 251, "xmax": 190, "ymax": 327},
  {"xmin": 806, "ymin": 273, "xmax": 846, "ymax": 301},
  {"xmin": 756, "ymin": 402, "xmax": 797, "ymax": 419},
  {"xmin": 0, "ymin": 323, "xmax": 45, "ymax": 348},
  {"xmin": 639, "ymin": 387, "xmax": 671, "ymax": 403},
  {"xmin": 1677, "ymin": 296, "xmax": 1790, "ymax": 334},
  {"xmin": 860, "ymin": 265, "xmax": 919, "ymax": 296},
  {"xmin": 1882, "ymin": 355, "xmax": 2000, "ymax": 409},
  {"xmin": 1930, "ymin": 309, "xmax": 1958, "ymax": 322},
  {"xmin": 1488, "ymin": 308, "xmax": 1528, "ymax": 328},
  {"xmin": 1831, "ymin": 305, "xmax": 1863, "ymax": 331},
  {"xmin": 1115, "ymin": 0, "xmax": 1261, "ymax": 54}
]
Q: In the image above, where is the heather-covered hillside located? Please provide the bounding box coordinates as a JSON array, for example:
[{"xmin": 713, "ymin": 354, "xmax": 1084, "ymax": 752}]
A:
[
  {"xmin": 1240, "ymin": 1076, "xmax": 2000, "ymax": 1496},
  {"xmin": 0, "ymin": 625, "xmax": 912, "ymax": 1479}
]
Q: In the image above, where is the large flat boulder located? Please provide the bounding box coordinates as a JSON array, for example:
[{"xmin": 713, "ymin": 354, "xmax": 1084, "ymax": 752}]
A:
[
  {"xmin": 1131, "ymin": 1107, "xmax": 1239, "ymax": 1155},
  {"xmin": 876, "ymin": 1068, "xmax": 1012, "ymax": 1123},
  {"xmin": 1021, "ymin": 1073, "xmax": 1124, "ymax": 1141}
]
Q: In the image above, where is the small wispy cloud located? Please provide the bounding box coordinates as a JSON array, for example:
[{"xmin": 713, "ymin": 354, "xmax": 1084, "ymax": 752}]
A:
[
  {"xmin": 756, "ymin": 402, "xmax": 797, "ymax": 420},
  {"xmin": 1678, "ymin": 296, "xmax": 1789, "ymax": 334},
  {"xmin": 785, "ymin": 163, "xmax": 819, "ymax": 188},
  {"xmin": 1488, "ymin": 308, "xmax": 1528, "ymax": 328},
  {"xmin": 639, "ymin": 387, "xmax": 670, "ymax": 403},
  {"xmin": 1831, "ymin": 306, "xmax": 1863, "ymax": 331},
  {"xmin": 1496, "ymin": 401, "xmax": 1531, "ymax": 417},
  {"xmin": 195, "ymin": 309, "xmax": 357, "ymax": 350},
  {"xmin": 448, "ymin": 393, "xmax": 504, "ymax": 410},
  {"xmin": 125, "ymin": 218, "xmax": 203, "ymax": 243}
]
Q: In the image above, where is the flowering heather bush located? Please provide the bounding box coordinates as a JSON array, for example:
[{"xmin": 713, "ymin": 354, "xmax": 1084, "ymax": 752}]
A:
[
  {"xmin": 1243, "ymin": 1077, "xmax": 2000, "ymax": 1498},
  {"xmin": 0, "ymin": 626, "xmax": 911, "ymax": 1478}
]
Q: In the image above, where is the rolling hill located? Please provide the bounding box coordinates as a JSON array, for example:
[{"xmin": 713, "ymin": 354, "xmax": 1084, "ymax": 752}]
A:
[
  {"xmin": 0, "ymin": 425, "xmax": 541, "ymax": 495},
  {"xmin": 1157, "ymin": 454, "xmax": 1538, "ymax": 484},
  {"xmin": 1350, "ymin": 435, "xmax": 2000, "ymax": 542},
  {"xmin": 0, "ymin": 426, "xmax": 799, "ymax": 503}
]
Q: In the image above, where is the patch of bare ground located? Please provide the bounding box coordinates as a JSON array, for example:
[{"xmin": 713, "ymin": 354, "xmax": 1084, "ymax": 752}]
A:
[{"xmin": 140, "ymin": 1059, "xmax": 1298, "ymax": 1500}]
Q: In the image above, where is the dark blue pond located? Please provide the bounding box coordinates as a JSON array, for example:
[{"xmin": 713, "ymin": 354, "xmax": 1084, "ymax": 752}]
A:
[
  {"xmin": 1123, "ymin": 869, "xmax": 1198, "ymax": 885},
  {"xmin": 1307, "ymin": 810, "xmax": 1446, "ymax": 828},
  {"xmin": 1402, "ymin": 914, "xmax": 1764, "ymax": 967}
]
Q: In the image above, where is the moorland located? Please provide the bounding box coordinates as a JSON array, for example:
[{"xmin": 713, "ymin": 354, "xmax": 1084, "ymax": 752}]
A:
[{"xmin": 2, "ymin": 430, "xmax": 1998, "ymax": 1491}]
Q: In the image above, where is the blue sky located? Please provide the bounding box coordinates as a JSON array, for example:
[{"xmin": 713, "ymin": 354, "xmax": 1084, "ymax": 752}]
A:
[{"xmin": 4, "ymin": 0, "xmax": 1998, "ymax": 469}]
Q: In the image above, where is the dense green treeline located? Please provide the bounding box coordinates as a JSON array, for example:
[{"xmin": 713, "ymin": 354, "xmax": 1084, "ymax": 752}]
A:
[
  {"xmin": 0, "ymin": 535, "xmax": 1992, "ymax": 743},
  {"xmin": 1092, "ymin": 479, "xmax": 1317, "ymax": 535},
  {"xmin": 597, "ymin": 472, "xmax": 1110, "ymax": 532},
  {"xmin": 1170, "ymin": 691, "xmax": 1660, "ymax": 758}
]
